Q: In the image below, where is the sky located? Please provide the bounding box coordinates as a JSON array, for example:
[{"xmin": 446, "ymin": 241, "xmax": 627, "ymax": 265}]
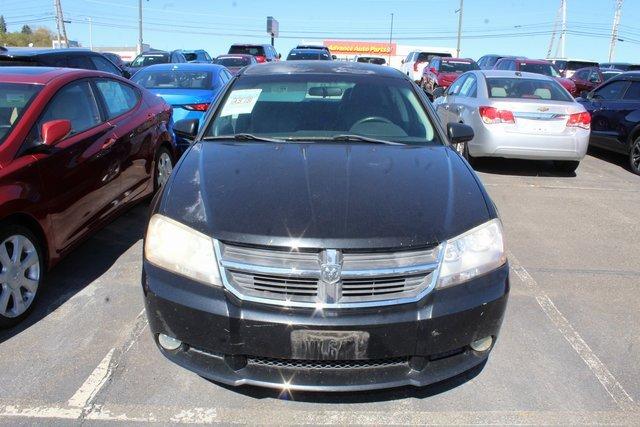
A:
[{"xmin": 1, "ymin": 0, "xmax": 639, "ymax": 63}]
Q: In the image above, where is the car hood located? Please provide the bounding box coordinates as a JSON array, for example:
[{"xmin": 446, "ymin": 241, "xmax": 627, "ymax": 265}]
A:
[
  {"xmin": 160, "ymin": 142, "xmax": 492, "ymax": 250},
  {"xmin": 147, "ymin": 88, "xmax": 217, "ymax": 106}
]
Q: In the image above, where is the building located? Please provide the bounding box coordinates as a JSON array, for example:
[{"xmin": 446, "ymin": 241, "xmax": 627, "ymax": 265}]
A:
[{"xmin": 310, "ymin": 40, "xmax": 456, "ymax": 69}]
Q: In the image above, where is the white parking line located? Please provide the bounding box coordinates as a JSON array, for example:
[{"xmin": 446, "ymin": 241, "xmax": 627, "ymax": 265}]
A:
[
  {"xmin": 508, "ymin": 250, "xmax": 635, "ymax": 412},
  {"xmin": 68, "ymin": 348, "xmax": 115, "ymax": 408}
]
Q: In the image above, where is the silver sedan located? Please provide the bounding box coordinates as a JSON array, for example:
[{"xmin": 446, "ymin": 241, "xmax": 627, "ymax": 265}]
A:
[{"xmin": 432, "ymin": 70, "xmax": 590, "ymax": 172}]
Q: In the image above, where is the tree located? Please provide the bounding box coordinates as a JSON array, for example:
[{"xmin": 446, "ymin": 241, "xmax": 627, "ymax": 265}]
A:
[
  {"xmin": 21, "ymin": 25, "xmax": 32, "ymax": 35},
  {"xmin": 0, "ymin": 16, "xmax": 6, "ymax": 34}
]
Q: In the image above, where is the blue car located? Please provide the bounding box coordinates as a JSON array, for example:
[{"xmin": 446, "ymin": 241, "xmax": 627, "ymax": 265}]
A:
[{"xmin": 132, "ymin": 63, "xmax": 233, "ymax": 152}]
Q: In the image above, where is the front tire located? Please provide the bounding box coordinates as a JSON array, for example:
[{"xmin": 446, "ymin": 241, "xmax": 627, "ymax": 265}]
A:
[
  {"xmin": 154, "ymin": 146, "xmax": 174, "ymax": 191},
  {"xmin": 554, "ymin": 160, "xmax": 580, "ymax": 174},
  {"xmin": 629, "ymin": 137, "xmax": 640, "ymax": 175},
  {"xmin": 0, "ymin": 225, "xmax": 44, "ymax": 329}
]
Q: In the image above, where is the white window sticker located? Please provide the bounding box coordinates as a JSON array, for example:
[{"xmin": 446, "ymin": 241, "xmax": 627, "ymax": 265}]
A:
[{"xmin": 220, "ymin": 89, "xmax": 262, "ymax": 117}]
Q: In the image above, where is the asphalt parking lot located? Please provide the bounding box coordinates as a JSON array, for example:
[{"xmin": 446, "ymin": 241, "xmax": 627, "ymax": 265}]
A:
[{"xmin": 0, "ymin": 147, "xmax": 638, "ymax": 425}]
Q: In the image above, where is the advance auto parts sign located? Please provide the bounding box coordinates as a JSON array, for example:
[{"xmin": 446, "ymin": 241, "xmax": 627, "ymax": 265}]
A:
[{"xmin": 323, "ymin": 40, "xmax": 396, "ymax": 56}]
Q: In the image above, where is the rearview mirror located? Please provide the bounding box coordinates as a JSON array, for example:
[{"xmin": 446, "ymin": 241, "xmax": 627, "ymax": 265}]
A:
[
  {"xmin": 41, "ymin": 119, "xmax": 71, "ymax": 146},
  {"xmin": 447, "ymin": 122, "xmax": 474, "ymax": 145},
  {"xmin": 173, "ymin": 118, "xmax": 199, "ymax": 139}
]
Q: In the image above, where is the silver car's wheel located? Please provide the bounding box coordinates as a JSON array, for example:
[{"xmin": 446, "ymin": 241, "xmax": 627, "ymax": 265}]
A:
[
  {"xmin": 630, "ymin": 138, "xmax": 640, "ymax": 175},
  {"xmin": 156, "ymin": 149, "xmax": 174, "ymax": 189},
  {"xmin": 0, "ymin": 234, "xmax": 40, "ymax": 319}
]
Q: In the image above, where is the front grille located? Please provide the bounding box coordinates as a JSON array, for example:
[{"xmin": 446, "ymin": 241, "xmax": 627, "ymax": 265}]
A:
[
  {"xmin": 248, "ymin": 356, "xmax": 408, "ymax": 370},
  {"xmin": 216, "ymin": 241, "xmax": 442, "ymax": 308}
]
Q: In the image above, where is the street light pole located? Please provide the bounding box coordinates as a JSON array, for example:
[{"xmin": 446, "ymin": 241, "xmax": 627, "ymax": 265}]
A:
[
  {"xmin": 388, "ymin": 13, "xmax": 394, "ymax": 65},
  {"xmin": 137, "ymin": 0, "xmax": 143, "ymax": 54},
  {"xmin": 456, "ymin": 0, "xmax": 464, "ymax": 57}
]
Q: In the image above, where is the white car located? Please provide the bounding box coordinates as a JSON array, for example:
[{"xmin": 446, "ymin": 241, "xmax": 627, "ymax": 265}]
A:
[
  {"xmin": 401, "ymin": 50, "xmax": 452, "ymax": 83},
  {"xmin": 433, "ymin": 70, "xmax": 590, "ymax": 173}
]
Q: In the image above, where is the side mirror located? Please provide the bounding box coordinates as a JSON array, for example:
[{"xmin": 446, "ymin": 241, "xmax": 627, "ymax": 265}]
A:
[
  {"xmin": 401, "ymin": 59, "xmax": 405, "ymax": 64},
  {"xmin": 121, "ymin": 69, "xmax": 131, "ymax": 79},
  {"xmin": 173, "ymin": 118, "xmax": 199, "ymax": 139},
  {"xmin": 277, "ymin": 53, "xmax": 282, "ymax": 59},
  {"xmin": 447, "ymin": 122, "xmax": 474, "ymax": 145},
  {"xmin": 41, "ymin": 119, "xmax": 71, "ymax": 146}
]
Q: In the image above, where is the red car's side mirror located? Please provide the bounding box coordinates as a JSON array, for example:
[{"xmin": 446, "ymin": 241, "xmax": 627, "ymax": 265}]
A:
[{"xmin": 41, "ymin": 119, "xmax": 71, "ymax": 146}]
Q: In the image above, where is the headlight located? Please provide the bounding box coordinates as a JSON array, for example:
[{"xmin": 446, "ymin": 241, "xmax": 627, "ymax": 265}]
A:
[
  {"xmin": 144, "ymin": 214, "xmax": 222, "ymax": 286},
  {"xmin": 437, "ymin": 219, "xmax": 506, "ymax": 288}
]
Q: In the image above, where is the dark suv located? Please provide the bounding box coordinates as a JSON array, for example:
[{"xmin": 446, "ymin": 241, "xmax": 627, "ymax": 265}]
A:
[
  {"xmin": 578, "ymin": 72, "xmax": 640, "ymax": 175},
  {"xmin": 0, "ymin": 48, "xmax": 128, "ymax": 77},
  {"xmin": 228, "ymin": 44, "xmax": 280, "ymax": 63},
  {"xmin": 143, "ymin": 61, "xmax": 509, "ymax": 392}
]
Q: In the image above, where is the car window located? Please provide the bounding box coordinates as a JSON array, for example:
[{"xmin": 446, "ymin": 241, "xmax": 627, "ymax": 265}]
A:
[
  {"xmin": 440, "ymin": 60, "xmax": 478, "ymax": 73},
  {"xmin": 95, "ymin": 79, "xmax": 139, "ymax": 119},
  {"xmin": 0, "ymin": 83, "xmax": 42, "ymax": 145},
  {"xmin": 594, "ymin": 80, "xmax": 629, "ymax": 100},
  {"xmin": 495, "ymin": 60, "xmax": 507, "ymax": 70},
  {"xmin": 520, "ymin": 62, "xmax": 558, "ymax": 76},
  {"xmin": 131, "ymin": 54, "xmax": 169, "ymax": 67},
  {"xmin": 447, "ymin": 75, "xmax": 467, "ymax": 95},
  {"xmin": 67, "ymin": 55, "xmax": 96, "ymax": 70},
  {"xmin": 574, "ymin": 70, "xmax": 588, "ymax": 80},
  {"xmin": 486, "ymin": 77, "xmax": 572, "ymax": 101},
  {"xmin": 91, "ymin": 56, "xmax": 121, "ymax": 75},
  {"xmin": 622, "ymin": 82, "xmax": 640, "ymax": 101},
  {"xmin": 486, "ymin": 56, "xmax": 500, "ymax": 67},
  {"xmin": 588, "ymin": 70, "xmax": 602, "ymax": 82},
  {"xmin": 459, "ymin": 75, "xmax": 477, "ymax": 97},
  {"xmin": 206, "ymin": 74, "xmax": 439, "ymax": 145},
  {"xmin": 567, "ymin": 61, "xmax": 598, "ymax": 71},
  {"xmin": 37, "ymin": 54, "xmax": 67, "ymax": 67},
  {"xmin": 132, "ymin": 69, "xmax": 215, "ymax": 89},
  {"xmin": 40, "ymin": 81, "xmax": 101, "ymax": 135},
  {"xmin": 229, "ymin": 45, "xmax": 265, "ymax": 56},
  {"xmin": 507, "ymin": 61, "xmax": 517, "ymax": 71},
  {"xmin": 215, "ymin": 56, "xmax": 251, "ymax": 67}
]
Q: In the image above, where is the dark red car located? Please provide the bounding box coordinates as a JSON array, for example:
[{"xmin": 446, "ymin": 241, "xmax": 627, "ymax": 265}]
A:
[
  {"xmin": 0, "ymin": 67, "xmax": 175, "ymax": 327},
  {"xmin": 494, "ymin": 58, "xmax": 577, "ymax": 96},
  {"xmin": 213, "ymin": 54, "xmax": 257, "ymax": 75},
  {"xmin": 420, "ymin": 57, "xmax": 479, "ymax": 98},
  {"xmin": 569, "ymin": 67, "xmax": 605, "ymax": 95}
]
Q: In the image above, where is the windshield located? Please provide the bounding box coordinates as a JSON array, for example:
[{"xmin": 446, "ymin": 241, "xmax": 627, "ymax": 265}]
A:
[
  {"xmin": 287, "ymin": 51, "xmax": 330, "ymax": 60},
  {"xmin": 132, "ymin": 70, "xmax": 215, "ymax": 89},
  {"xmin": 204, "ymin": 74, "xmax": 439, "ymax": 145},
  {"xmin": 184, "ymin": 52, "xmax": 209, "ymax": 62},
  {"xmin": 215, "ymin": 56, "xmax": 251, "ymax": 67},
  {"xmin": 441, "ymin": 61, "xmax": 478, "ymax": 73},
  {"xmin": 486, "ymin": 77, "xmax": 573, "ymax": 101},
  {"xmin": 0, "ymin": 83, "xmax": 41, "ymax": 144},
  {"xmin": 602, "ymin": 71, "xmax": 621, "ymax": 81},
  {"xmin": 417, "ymin": 52, "xmax": 451, "ymax": 62},
  {"xmin": 520, "ymin": 63, "xmax": 560, "ymax": 77},
  {"xmin": 130, "ymin": 54, "xmax": 169, "ymax": 67},
  {"xmin": 566, "ymin": 61, "xmax": 598, "ymax": 71},
  {"xmin": 229, "ymin": 45, "xmax": 264, "ymax": 56}
]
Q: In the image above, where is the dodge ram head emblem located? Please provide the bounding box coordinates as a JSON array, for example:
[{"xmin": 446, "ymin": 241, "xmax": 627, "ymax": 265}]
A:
[
  {"xmin": 318, "ymin": 249, "xmax": 343, "ymax": 304},
  {"xmin": 319, "ymin": 249, "xmax": 342, "ymax": 284}
]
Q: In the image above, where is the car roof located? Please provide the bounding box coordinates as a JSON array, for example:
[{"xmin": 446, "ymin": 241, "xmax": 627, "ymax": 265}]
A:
[
  {"xmin": 240, "ymin": 60, "xmax": 406, "ymax": 78},
  {"xmin": 0, "ymin": 47, "xmax": 92, "ymax": 57},
  {"xmin": 231, "ymin": 44, "xmax": 268, "ymax": 47},
  {"xmin": 133, "ymin": 63, "xmax": 227, "ymax": 72},
  {"xmin": 510, "ymin": 58, "xmax": 552, "ymax": 64},
  {"xmin": 440, "ymin": 57, "xmax": 475, "ymax": 62},
  {"xmin": 139, "ymin": 50, "xmax": 169, "ymax": 56},
  {"xmin": 289, "ymin": 49, "xmax": 327, "ymax": 54},
  {"xmin": 479, "ymin": 70, "xmax": 555, "ymax": 81},
  {"xmin": 609, "ymin": 71, "xmax": 640, "ymax": 81},
  {"xmin": 548, "ymin": 58, "xmax": 598, "ymax": 63},
  {"xmin": 216, "ymin": 54, "xmax": 253, "ymax": 58},
  {"xmin": 0, "ymin": 66, "xmax": 104, "ymax": 84}
]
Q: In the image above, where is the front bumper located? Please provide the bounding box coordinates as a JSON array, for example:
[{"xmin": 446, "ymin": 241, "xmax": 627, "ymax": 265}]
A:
[{"xmin": 143, "ymin": 262, "xmax": 509, "ymax": 391}]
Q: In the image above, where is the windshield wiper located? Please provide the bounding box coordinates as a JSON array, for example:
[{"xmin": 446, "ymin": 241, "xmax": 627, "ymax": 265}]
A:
[
  {"xmin": 331, "ymin": 134, "xmax": 403, "ymax": 145},
  {"xmin": 203, "ymin": 134, "xmax": 286, "ymax": 143}
]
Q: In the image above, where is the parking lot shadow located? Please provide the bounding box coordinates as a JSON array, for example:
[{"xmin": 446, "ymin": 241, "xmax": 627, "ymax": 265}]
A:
[
  {"xmin": 212, "ymin": 360, "xmax": 487, "ymax": 403},
  {"xmin": 586, "ymin": 146, "xmax": 631, "ymax": 173},
  {"xmin": 0, "ymin": 203, "xmax": 149, "ymax": 343},
  {"xmin": 472, "ymin": 158, "xmax": 578, "ymax": 177}
]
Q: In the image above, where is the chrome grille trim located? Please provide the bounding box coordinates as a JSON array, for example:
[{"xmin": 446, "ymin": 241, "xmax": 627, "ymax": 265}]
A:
[{"xmin": 214, "ymin": 241, "xmax": 444, "ymax": 309}]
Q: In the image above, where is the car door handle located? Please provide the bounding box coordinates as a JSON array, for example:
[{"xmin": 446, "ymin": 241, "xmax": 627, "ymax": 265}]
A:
[{"xmin": 102, "ymin": 136, "xmax": 117, "ymax": 150}]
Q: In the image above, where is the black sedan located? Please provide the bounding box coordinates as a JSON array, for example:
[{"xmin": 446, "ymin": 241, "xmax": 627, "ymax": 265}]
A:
[
  {"xmin": 578, "ymin": 71, "xmax": 640, "ymax": 175},
  {"xmin": 142, "ymin": 61, "xmax": 509, "ymax": 391}
]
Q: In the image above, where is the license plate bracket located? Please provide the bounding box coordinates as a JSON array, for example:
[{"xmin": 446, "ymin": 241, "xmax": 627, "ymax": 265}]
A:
[{"xmin": 290, "ymin": 330, "xmax": 369, "ymax": 360}]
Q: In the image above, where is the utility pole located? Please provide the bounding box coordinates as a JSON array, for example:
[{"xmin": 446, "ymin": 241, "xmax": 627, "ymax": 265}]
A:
[
  {"xmin": 87, "ymin": 17, "xmax": 93, "ymax": 50},
  {"xmin": 608, "ymin": 0, "xmax": 623, "ymax": 62},
  {"xmin": 455, "ymin": 0, "xmax": 464, "ymax": 56},
  {"xmin": 54, "ymin": 0, "xmax": 69, "ymax": 48},
  {"xmin": 137, "ymin": 0, "xmax": 143, "ymax": 54},
  {"xmin": 546, "ymin": 4, "xmax": 562, "ymax": 58},
  {"xmin": 53, "ymin": 0, "xmax": 62, "ymax": 48},
  {"xmin": 559, "ymin": 0, "xmax": 567, "ymax": 58},
  {"xmin": 388, "ymin": 13, "xmax": 393, "ymax": 65}
]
